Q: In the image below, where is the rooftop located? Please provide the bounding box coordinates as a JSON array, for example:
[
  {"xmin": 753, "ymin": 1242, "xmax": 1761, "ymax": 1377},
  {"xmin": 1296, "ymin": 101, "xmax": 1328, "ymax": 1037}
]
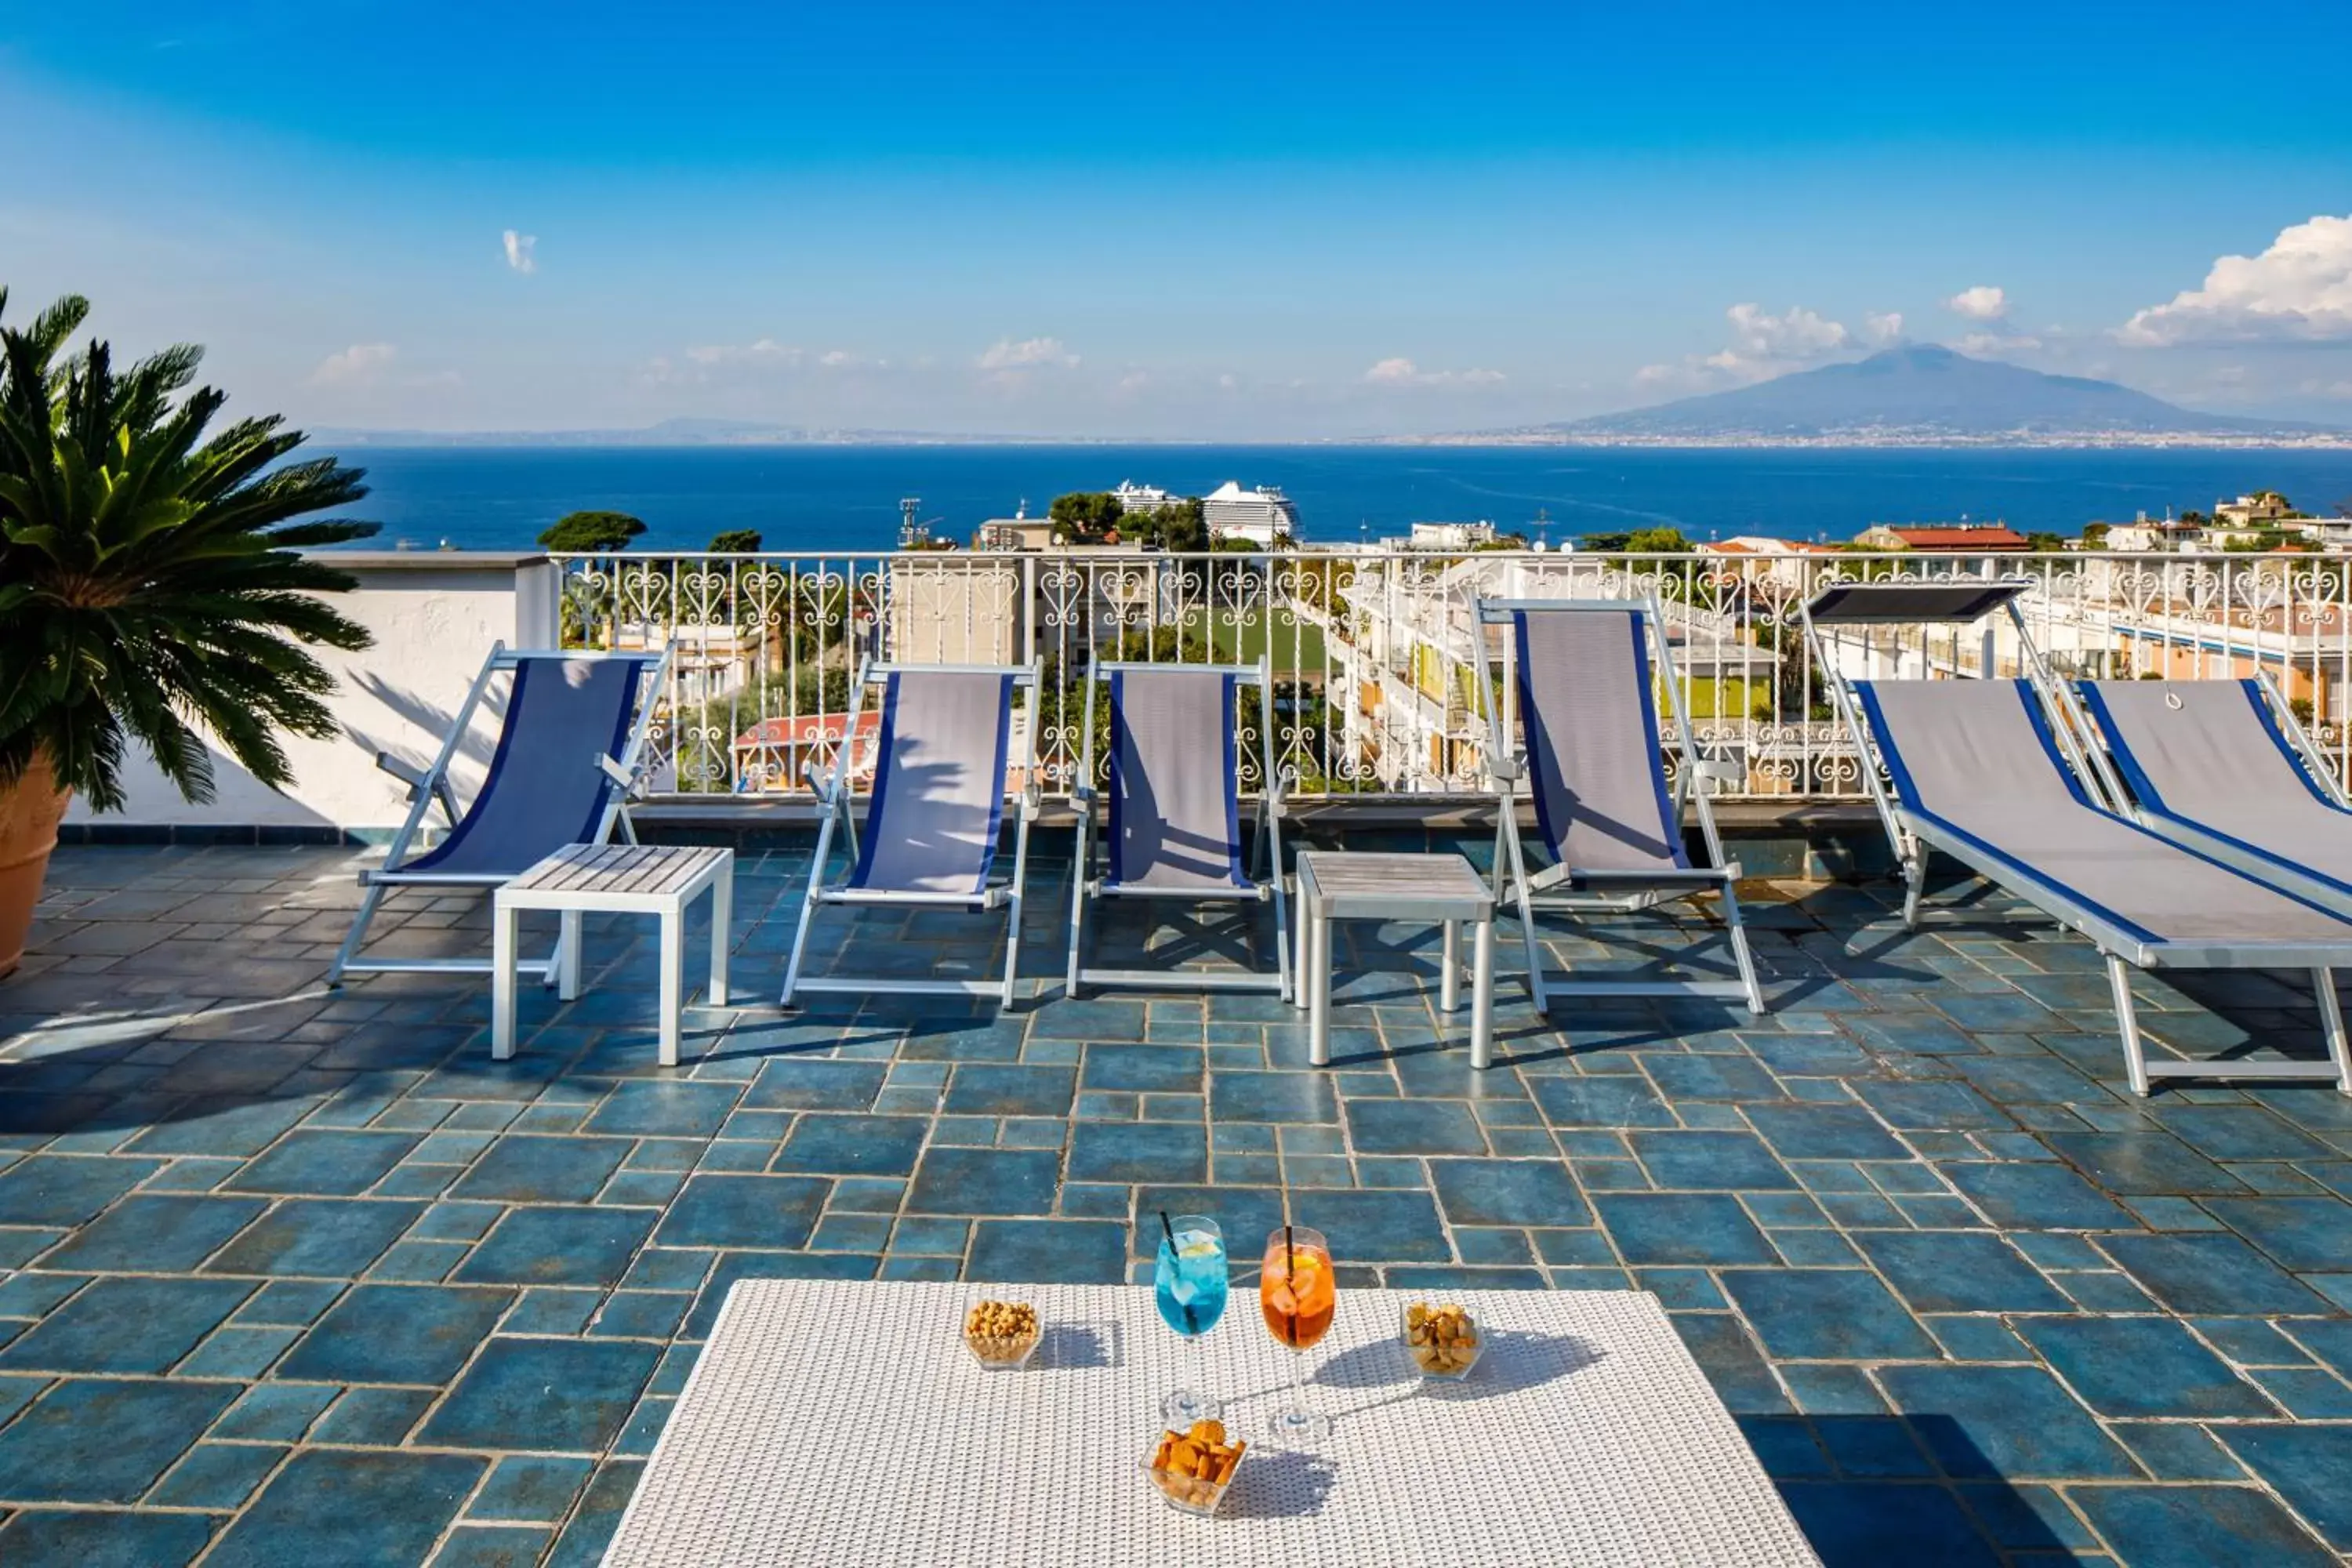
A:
[{"xmin": 3, "ymin": 833, "xmax": 2350, "ymax": 1564}]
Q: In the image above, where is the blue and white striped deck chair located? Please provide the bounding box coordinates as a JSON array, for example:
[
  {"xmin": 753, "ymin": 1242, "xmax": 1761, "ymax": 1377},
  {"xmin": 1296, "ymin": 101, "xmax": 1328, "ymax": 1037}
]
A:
[
  {"xmin": 781, "ymin": 659, "xmax": 1043, "ymax": 1010},
  {"xmin": 1065, "ymin": 657, "xmax": 1290, "ymax": 999},
  {"xmin": 1802, "ymin": 580, "xmax": 2352, "ymax": 1095},
  {"xmin": 328, "ymin": 642, "xmax": 671, "ymax": 989},
  {"xmin": 1472, "ymin": 597, "xmax": 1765, "ymax": 1014},
  {"xmin": 2074, "ymin": 675, "xmax": 2352, "ymax": 920}
]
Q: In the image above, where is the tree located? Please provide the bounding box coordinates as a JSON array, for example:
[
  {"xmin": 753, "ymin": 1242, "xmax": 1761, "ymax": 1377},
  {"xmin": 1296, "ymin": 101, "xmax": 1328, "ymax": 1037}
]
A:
[
  {"xmin": 1139, "ymin": 496, "xmax": 1208, "ymax": 553},
  {"xmin": 0, "ymin": 287, "xmax": 377, "ymax": 811},
  {"xmin": 1047, "ymin": 492, "xmax": 1123, "ymax": 543},
  {"xmin": 2080, "ymin": 522, "xmax": 2111, "ymax": 548},
  {"xmin": 1581, "ymin": 531, "xmax": 1633, "ymax": 553},
  {"xmin": 2024, "ymin": 531, "xmax": 2070, "ymax": 553},
  {"xmin": 707, "ymin": 528, "xmax": 762, "ymax": 553},
  {"xmin": 539, "ymin": 510, "xmax": 646, "ymax": 551},
  {"xmin": 1624, "ymin": 527, "xmax": 1693, "ymax": 554}
]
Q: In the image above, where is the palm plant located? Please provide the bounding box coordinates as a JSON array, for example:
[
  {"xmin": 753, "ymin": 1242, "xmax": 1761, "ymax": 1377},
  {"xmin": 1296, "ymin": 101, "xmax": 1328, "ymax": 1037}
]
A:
[{"xmin": 0, "ymin": 286, "xmax": 379, "ymax": 811}]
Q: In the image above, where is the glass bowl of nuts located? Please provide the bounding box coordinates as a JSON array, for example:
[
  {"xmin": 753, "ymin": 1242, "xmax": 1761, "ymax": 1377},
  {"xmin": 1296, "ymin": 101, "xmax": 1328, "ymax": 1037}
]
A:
[
  {"xmin": 1401, "ymin": 1301, "xmax": 1482, "ymax": 1381},
  {"xmin": 1142, "ymin": 1418, "xmax": 1247, "ymax": 1516},
  {"xmin": 962, "ymin": 1294, "xmax": 1042, "ymax": 1370}
]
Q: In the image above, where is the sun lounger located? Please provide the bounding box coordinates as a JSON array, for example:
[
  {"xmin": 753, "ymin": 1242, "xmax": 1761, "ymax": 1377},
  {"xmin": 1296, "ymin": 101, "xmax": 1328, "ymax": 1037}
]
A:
[
  {"xmin": 1474, "ymin": 597, "xmax": 1766, "ymax": 1014},
  {"xmin": 328, "ymin": 642, "xmax": 670, "ymax": 988},
  {"xmin": 1064, "ymin": 657, "xmax": 1289, "ymax": 998},
  {"xmin": 1804, "ymin": 581, "xmax": 2352, "ymax": 1094},
  {"xmin": 780, "ymin": 660, "xmax": 1041, "ymax": 1009}
]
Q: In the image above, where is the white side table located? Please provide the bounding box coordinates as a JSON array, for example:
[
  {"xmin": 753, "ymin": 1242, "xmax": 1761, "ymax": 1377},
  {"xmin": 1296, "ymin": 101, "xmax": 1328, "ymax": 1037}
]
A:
[
  {"xmin": 1293, "ymin": 849, "xmax": 1495, "ymax": 1069},
  {"xmin": 493, "ymin": 843, "xmax": 733, "ymax": 1066}
]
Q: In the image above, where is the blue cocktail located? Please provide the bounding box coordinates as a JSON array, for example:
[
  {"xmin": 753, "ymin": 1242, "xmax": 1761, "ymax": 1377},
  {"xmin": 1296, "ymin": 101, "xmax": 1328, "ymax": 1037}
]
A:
[{"xmin": 1154, "ymin": 1214, "xmax": 1228, "ymax": 1425}]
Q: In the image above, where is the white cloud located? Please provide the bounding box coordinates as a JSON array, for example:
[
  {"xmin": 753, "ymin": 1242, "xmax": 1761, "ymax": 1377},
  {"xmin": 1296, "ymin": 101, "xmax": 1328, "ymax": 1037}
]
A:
[
  {"xmin": 310, "ymin": 343, "xmax": 397, "ymax": 385},
  {"xmin": 977, "ymin": 336, "xmax": 1079, "ymax": 370},
  {"xmin": 1361, "ymin": 356, "xmax": 1506, "ymax": 388},
  {"xmin": 818, "ymin": 350, "xmax": 855, "ymax": 368},
  {"xmin": 1946, "ymin": 285, "xmax": 2009, "ymax": 321},
  {"xmin": 502, "ymin": 229, "xmax": 537, "ymax": 274},
  {"xmin": 1864, "ymin": 311, "xmax": 1905, "ymax": 346},
  {"xmin": 2119, "ymin": 215, "xmax": 2352, "ymax": 345},
  {"xmin": 1956, "ymin": 330, "xmax": 2043, "ymax": 355},
  {"xmin": 688, "ymin": 338, "xmax": 802, "ymax": 367},
  {"xmin": 1635, "ymin": 303, "xmax": 1857, "ymax": 391}
]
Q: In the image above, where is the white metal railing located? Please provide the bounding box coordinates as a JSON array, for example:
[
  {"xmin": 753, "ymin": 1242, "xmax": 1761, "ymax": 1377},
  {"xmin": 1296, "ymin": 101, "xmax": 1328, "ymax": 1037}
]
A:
[{"xmin": 547, "ymin": 548, "xmax": 2352, "ymax": 801}]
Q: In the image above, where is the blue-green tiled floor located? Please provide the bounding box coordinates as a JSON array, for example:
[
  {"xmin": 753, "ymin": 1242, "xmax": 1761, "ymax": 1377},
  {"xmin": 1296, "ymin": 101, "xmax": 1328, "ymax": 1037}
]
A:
[{"xmin": 5, "ymin": 840, "xmax": 2352, "ymax": 1565}]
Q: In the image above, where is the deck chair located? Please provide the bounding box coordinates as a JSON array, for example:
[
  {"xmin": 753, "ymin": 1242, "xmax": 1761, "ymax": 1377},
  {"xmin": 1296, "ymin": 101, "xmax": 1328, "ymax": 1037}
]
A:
[
  {"xmin": 2074, "ymin": 676, "xmax": 2352, "ymax": 915},
  {"xmin": 780, "ymin": 659, "xmax": 1041, "ymax": 1009},
  {"xmin": 328, "ymin": 643, "xmax": 670, "ymax": 988},
  {"xmin": 1065, "ymin": 657, "xmax": 1290, "ymax": 999},
  {"xmin": 1803, "ymin": 580, "xmax": 2352, "ymax": 1095},
  {"xmin": 1472, "ymin": 597, "xmax": 1766, "ymax": 1014}
]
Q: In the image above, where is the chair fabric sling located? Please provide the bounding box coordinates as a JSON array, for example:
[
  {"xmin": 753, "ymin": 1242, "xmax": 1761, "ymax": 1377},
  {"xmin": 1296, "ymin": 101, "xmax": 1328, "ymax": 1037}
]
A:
[
  {"xmin": 847, "ymin": 670, "xmax": 1015, "ymax": 896},
  {"xmin": 1515, "ymin": 607, "xmax": 1689, "ymax": 877},
  {"xmin": 1065, "ymin": 659, "xmax": 1288, "ymax": 999},
  {"xmin": 328, "ymin": 644, "xmax": 667, "ymax": 989},
  {"xmin": 1106, "ymin": 669, "xmax": 1249, "ymax": 893},
  {"xmin": 1857, "ymin": 679, "xmax": 2351, "ymax": 948},
  {"xmin": 2076, "ymin": 679, "xmax": 2352, "ymax": 901},
  {"xmin": 1479, "ymin": 598, "xmax": 1765, "ymax": 1015},
  {"xmin": 782, "ymin": 662, "xmax": 1040, "ymax": 1010},
  {"xmin": 396, "ymin": 658, "xmax": 646, "ymax": 880}
]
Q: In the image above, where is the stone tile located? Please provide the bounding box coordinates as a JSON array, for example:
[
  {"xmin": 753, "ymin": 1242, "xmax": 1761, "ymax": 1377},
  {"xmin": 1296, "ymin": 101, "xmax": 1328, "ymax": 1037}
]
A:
[
  {"xmin": 422, "ymin": 1336, "xmax": 661, "ymax": 1452},
  {"xmin": 1207, "ymin": 1071, "xmax": 1338, "ymax": 1124},
  {"xmin": 2068, "ymin": 1484, "xmax": 2335, "ymax": 1568},
  {"xmin": 224, "ymin": 1129, "xmax": 420, "ymax": 1196},
  {"xmin": 1778, "ymin": 1482, "xmax": 2000, "ymax": 1568},
  {"xmin": 2201, "ymin": 1196, "xmax": 2352, "ymax": 1273},
  {"xmin": 1294, "ymin": 1188, "xmax": 1451, "ymax": 1263},
  {"xmin": 2217, "ymin": 1425, "xmax": 2352, "ymax": 1551},
  {"xmin": 1593, "ymin": 1192, "xmax": 1777, "ymax": 1266},
  {"xmin": 906, "ymin": 1147, "xmax": 1061, "ymax": 1216},
  {"xmin": 1875, "ymin": 1364, "xmax": 2140, "ymax": 1479},
  {"xmin": 0, "ymin": 1376, "xmax": 238, "ymax": 1501},
  {"xmin": 432, "ymin": 1525, "xmax": 556, "ymax": 1567},
  {"xmin": 202, "ymin": 1197, "xmax": 427, "ymax": 1277},
  {"xmin": 38, "ymin": 1192, "xmax": 266, "ymax": 1272},
  {"xmin": 1628, "ymin": 1131, "xmax": 1799, "ymax": 1192},
  {"xmin": 2100, "ymin": 1232, "xmax": 2331, "ymax": 1316},
  {"xmin": 0, "ymin": 1155, "xmax": 162, "ymax": 1226},
  {"xmin": 1939, "ymin": 1160, "xmax": 2136, "ymax": 1230},
  {"xmin": 279, "ymin": 1282, "xmax": 514, "ymax": 1384},
  {"xmin": 459, "ymin": 1206, "xmax": 659, "ymax": 1287},
  {"xmin": 943, "ymin": 1065, "xmax": 1077, "ymax": 1118},
  {"xmin": 2039, "ymin": 1130, "xmax": 2250, "ymax": 1196},
  {"xmin": 769, "ymin": 1113, "xmax": 931, "ymax": 1177},
  {"xmin": 150, "ymin": 1439, "xmax": 289, "ymax": 1508},
  {"xmin": 1849, "ymin": 1230, "xmax": 2070, "ymax": 1315},
  {"xmin": 312, "ymin": 1385, "xmax": 438, "ymax": 1445},
  {"xmin": 1426, "ymin": 1158, "xmax": 1589, "ymax": 1228},
  {"xmin": 450, "ymin": 1135, "xmax": 632, "ymax": 1203},
  {"xmin": 1719, "ymin": 1269, "xmax": 1941, "ymax": 1360},
  {"xmin": 1079, "ymin": 1046, "xmax": 1203, "ymax": 1094},
  {"xmin": 1343, "ymin": 1098, "xmax": 1485, "ymax": 1155},
  {"xmin": 1527, "ymin": 1074, "xmax": 1675, "ymax": 1128},
  {"xmin": 741, "ymin": 1058, "xmax": 887, "ymax": 1111},
  {"xmin": 205, "ymin": 1449, "xmax": 489, "ymax": 1567},
  {"xmin": 1745, "ymin": 1104, "xmax": 1909, "ymax": 1161},
  {"xmin": 0, "ymin": 1274, "xmax": 254, "ymax": 1374},
  {"xmin": 470, "ymin": 1454, "xmax": 597, "ymax": 1523},
  {"xmin": 2016, "ymin": 1316, "xmax": 2278, "ymax": 1418},
  {"xmin": 583, "ymin": 1080, "xmax": 739, "ymax": 1138},
  {"xmin": 1065, "ymin": 1122, "xmax": 1205, "ymax": 1185},
  {"xmin": 0, "ymin": 1510, "xmax": 215, "ymax": 1566},
  {"xmin": 966, "ymin": 1218, "xmax": 1127, "ymax": 1283}
]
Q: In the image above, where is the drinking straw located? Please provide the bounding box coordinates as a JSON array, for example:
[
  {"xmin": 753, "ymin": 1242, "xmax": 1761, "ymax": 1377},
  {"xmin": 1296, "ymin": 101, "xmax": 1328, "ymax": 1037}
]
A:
[
  {"xmin": 1160, "ymin": 1210, "xmax": 1196, "ymax": 1333},
  {"xmin": 1283, "ymin": 1221, "xmax": 1298, "ymax": 1347}
]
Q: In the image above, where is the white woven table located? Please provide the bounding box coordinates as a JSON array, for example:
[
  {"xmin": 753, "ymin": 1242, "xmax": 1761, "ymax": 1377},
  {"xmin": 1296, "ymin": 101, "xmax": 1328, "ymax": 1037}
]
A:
[
  {"xmin": 604, "ymin": 1280, "xmax": 1817, "ymax": 1567},
  {"xmin": 492, "ymin": 843, "xmax": 731, "ymax": 1066}
]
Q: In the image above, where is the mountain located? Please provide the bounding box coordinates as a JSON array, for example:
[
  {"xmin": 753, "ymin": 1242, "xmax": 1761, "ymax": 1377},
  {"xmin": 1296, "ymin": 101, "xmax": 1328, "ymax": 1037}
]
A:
[{"xmin": 1544, "ymin": 345, "xmax": 2333, "ymax": 441}]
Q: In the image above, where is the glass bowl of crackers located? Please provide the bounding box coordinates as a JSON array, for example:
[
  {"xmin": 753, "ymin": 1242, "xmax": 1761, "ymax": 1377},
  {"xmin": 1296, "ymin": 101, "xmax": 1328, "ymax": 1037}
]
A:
[
  {"xmin": 1142, "ymin": 1418, "xmax": 1247, "ymax": 1516},
  {"xmin": 1401, "ymin": 1301, "xmax": 1482, "ymax": 1381}
]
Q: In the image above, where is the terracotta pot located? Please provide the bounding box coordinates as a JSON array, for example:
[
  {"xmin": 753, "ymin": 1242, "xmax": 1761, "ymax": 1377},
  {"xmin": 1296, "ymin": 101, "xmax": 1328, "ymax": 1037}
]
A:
[{"xmin": 0, "ymin": 753, "xmax": 72, "ymax": 980}]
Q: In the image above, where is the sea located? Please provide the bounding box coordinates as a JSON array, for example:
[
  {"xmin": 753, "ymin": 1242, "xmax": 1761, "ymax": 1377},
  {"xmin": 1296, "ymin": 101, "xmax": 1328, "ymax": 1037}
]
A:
[{"xmin": 309, "ymin": 444, "xmax": 2352, "ymax": 553}]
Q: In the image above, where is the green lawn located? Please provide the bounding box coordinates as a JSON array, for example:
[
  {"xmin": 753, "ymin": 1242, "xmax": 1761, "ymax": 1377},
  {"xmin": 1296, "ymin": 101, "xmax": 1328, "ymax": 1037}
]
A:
[{"xmin": 1178, "ymin": 607, "xmax": 1328, "ymax": 672}]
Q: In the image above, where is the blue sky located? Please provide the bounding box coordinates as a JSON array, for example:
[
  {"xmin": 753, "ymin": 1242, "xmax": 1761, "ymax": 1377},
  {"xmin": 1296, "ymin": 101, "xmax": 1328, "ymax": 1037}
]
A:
[{"xmin": 5, "ymin": 1, "xmax": 2352, "ymax": 437}]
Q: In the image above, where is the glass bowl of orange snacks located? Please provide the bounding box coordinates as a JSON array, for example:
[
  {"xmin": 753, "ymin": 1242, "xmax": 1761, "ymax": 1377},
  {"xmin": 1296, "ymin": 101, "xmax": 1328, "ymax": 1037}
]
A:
[{"xmin": 1142, "ymin": 1418, "xmax": 1248, "ymax": 1515}]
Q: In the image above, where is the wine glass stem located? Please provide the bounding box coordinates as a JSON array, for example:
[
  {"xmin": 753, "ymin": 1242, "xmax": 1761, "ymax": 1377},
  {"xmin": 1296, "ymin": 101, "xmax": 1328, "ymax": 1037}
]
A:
[{"xmin": 1290, "ymin": 1346, "xmax": 1307, "ymax": 1409}]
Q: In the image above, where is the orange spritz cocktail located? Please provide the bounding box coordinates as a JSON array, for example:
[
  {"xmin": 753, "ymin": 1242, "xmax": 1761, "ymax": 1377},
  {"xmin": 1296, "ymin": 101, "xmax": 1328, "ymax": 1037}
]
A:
[
  {"xmin": 1260, "ymin": 1231, "xmax": 1335, "ymax": 1349},
  {"xmin": 1261, "ymin": 1225, "xmax": 1336, "ymax": 1446}
]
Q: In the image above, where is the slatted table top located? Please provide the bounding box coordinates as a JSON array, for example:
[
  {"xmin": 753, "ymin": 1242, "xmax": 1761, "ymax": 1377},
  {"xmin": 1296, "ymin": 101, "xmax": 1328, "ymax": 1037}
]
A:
[
  {"xmin": 1295, "ymin": 849, "xmax": 1495, "ymax": 920},
  {"xmin": 501, "ymin": 842, "xmax": 730, "ymax": 900},
  {"xmin": 604, "ymin": 1279, "xmax": 1817, "ymax": 1568}
]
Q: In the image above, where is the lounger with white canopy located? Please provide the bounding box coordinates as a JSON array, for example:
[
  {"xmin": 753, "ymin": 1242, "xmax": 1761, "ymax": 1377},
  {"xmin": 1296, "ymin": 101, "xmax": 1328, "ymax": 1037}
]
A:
[
  {"xmin": 781, "ymin": 659, "xmax": 1042, "ymax": 1010},
  {"xmin": 1803, "ymin": 579, "xmax": 2352, "ymax": 1094},
  {"xmin": 1473, "ymin": 596, "xmax": 1766, "ymax": 1014},
  {"xmin": 328, "ymin": 642, "xmax": 671, "ymax": 989},
  {"xmin": 2074, "ymin": 676, "xmax": 2352, "ymax": 914},
  {"xmin": 1064, "ymin": 657, "xmax": 1289, "ymax": 999}
]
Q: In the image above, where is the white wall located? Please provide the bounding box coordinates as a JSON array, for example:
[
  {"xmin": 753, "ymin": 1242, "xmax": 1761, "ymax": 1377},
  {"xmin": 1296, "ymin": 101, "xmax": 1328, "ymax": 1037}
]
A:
[{"xmin": 67, "ymin": 553, "xmax": 559, "ymax": 833}]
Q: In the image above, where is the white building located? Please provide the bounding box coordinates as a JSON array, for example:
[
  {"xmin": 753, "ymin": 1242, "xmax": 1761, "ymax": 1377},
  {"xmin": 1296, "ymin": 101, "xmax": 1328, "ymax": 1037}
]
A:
[
  {"xmin": 1402, "ymin": 521, "xmax": 1497, "ymax": 551},
  {"xmin": 1202, "ymin": 481, "xmax": 1299, "ymax": 546}
]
